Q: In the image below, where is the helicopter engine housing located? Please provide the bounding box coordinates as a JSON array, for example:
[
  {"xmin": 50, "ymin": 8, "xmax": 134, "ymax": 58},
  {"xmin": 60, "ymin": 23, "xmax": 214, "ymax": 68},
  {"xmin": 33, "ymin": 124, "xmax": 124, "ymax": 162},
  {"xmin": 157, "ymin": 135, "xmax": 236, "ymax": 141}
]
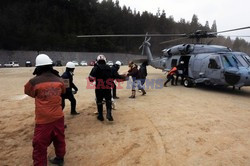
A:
[{"xmin": 164, "ymin": 44, "xmax": 193, "ymax": 56}]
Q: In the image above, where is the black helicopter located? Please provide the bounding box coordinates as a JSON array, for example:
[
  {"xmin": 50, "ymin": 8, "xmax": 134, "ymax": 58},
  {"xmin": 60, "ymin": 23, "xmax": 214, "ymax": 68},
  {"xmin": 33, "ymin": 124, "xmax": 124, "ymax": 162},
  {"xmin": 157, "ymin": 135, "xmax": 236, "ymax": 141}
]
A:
[{"xmin": 78, "ymin": 26, "xmax": 250, "ymax": 89}]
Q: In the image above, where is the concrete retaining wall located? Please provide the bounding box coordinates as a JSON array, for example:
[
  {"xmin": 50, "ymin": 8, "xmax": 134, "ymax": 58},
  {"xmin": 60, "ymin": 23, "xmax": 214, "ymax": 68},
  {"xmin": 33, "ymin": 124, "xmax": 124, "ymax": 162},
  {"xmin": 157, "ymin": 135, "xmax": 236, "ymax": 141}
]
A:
[{"xmin": 0, "ymin": 50, "xmax": 145, "ymax": 67}]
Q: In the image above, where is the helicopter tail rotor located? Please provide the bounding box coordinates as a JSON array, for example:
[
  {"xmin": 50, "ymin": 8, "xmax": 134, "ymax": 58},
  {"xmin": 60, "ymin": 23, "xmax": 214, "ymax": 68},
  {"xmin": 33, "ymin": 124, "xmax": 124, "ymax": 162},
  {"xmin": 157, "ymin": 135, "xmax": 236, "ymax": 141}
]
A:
[{"xmin": 139, "ymin": 33, "xmax": 151, "ymax": 55}]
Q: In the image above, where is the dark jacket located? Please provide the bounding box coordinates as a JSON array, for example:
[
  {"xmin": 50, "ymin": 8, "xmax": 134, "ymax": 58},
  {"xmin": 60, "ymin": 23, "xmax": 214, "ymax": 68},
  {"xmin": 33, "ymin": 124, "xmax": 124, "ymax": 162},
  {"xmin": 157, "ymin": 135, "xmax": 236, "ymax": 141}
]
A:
[
  {"xmin": 139, "ymin": 64, "xmax": 147, "ymax": 79},
  {"xmin": 111, "ymin": 64, "xmax": 123, "ymax": 80},
  {"xmin": 89, "ymin": 64, "xmax": 113, "ymax": 89},
  {"xmin": 127, "ymin": 64, "xmax": 140, "ymax": 80},
  {"xmin": 61, "ymin": 71, "xmax": 78, "ymax": 94}
]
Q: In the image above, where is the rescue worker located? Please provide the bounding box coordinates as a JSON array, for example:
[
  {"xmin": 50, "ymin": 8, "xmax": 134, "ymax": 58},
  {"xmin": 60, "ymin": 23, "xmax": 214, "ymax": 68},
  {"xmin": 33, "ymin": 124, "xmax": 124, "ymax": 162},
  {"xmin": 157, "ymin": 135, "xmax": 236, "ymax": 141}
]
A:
[
  {"xmin": 175, "ymin": 61, "xmax": 185, "ymax": 85},
  {"xmin": 89, "ymin": 54, "xmax": 113, "ymax": 121},
  {"xmin": 138, "ymin": 61, "xmax": 148, "ymax": 86},
  {"xmin": 127, "ymin": 61, "xmax": 146, "ymax": 98},
  {"xmin": 24, "ymin": 54, "xmax": 66, "ymax": 166},
  {"xmin": 164, "ymin": 65, "xmax": 177, "ymax": 87},
  {"xmin": 111, "ymin": 60, "xmax": 123, "ymax": 99},
  {"xmin": 61, "ymin": 62, "xmax": 80, "ymax": 115}
]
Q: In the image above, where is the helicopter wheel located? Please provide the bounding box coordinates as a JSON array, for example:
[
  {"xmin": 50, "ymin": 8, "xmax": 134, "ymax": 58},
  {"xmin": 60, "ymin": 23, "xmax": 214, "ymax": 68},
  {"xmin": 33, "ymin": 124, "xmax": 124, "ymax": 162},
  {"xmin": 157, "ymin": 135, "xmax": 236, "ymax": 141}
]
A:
[
  {"xmin": 204, "ymin": 80, "xmax": 211, "ymax": 86},
  {"xmin": 183, "ymin": 78, "xmax": 193, "ymax": 87}
]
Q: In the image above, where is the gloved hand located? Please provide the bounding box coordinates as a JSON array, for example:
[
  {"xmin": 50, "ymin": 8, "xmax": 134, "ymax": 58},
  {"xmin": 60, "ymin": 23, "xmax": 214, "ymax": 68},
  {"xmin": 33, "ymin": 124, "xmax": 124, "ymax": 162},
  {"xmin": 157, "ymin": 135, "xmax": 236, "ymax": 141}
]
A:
[
  {"xmin": 72, "ymin": 90, "xmax": 77, "ymax": 94},
  {"xmin": 72, "ymin": 87, "xmax": 78, "ymax": 94}
]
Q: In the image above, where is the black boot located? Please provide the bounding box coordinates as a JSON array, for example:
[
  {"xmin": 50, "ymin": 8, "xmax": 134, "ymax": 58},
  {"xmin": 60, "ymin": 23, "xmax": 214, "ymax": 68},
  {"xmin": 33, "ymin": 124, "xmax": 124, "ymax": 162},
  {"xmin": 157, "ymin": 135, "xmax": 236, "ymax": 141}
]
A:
[
  {"xmin": 70, "ymin": 97, "xmax": 78, "ymax": 115},
  {"xmin": 163, "ymin": 81, "xmax": 168, "ymax": 87},
  {"xmin": 106, "ymin": 109, "xmax": 113, "ymax": 121},
  {"xmin": 112, "ymin": 85, "xmax": 119, "ymax": 99},
  {"xmin": 129, "ymin": 90, "xmax": 136, "ymax": 98},
  {"xmin": 49, "ymin": 157, "xmax": 64, "ymax": 166},
  {"xmin": 97, "ymin": 103, "xmax": 104, "ymax": 121},
  {"xmin": 140, "ymin": 89, "xmax": 146, "ymax": 95},
  {"xmin": 106, "ymin": 100, "xmax": 113, "ymax": 121},
  {"xmin": 71, "ymin": 111, "xmax": 80, "ymax": 115}
]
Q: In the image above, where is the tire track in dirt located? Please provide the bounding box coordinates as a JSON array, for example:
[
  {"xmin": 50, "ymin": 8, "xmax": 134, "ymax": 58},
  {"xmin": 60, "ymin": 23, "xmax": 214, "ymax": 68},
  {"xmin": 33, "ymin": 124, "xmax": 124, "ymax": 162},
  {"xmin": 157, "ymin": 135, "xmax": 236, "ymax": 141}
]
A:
[
  {"xmin": 89, "ymin": 102, "xmax": 167, "ymax": 166},
  {"xmin": 101, "ymin": 143, "xmax": 141, "ymax": 166},
  {"xmin": 140, "ymin": 112, "xmax": 167, "ymax": 166},
  {"xmin": 120, "ymin": 105, "xmax": 167, "ymax": 165}
]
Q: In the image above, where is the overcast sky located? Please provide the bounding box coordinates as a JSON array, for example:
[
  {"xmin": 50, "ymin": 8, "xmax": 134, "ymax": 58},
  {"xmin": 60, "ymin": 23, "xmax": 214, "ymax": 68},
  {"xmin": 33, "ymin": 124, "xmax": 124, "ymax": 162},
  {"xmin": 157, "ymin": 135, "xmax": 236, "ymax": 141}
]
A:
[{"xmin": 100, "ymin": 0, "xmax": 250, "ymax": 42}]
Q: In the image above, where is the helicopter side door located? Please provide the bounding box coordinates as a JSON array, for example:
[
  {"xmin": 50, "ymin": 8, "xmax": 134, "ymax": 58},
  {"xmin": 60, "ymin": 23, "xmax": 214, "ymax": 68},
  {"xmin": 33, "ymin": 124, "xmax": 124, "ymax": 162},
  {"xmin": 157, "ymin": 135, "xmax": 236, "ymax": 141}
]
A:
[
  {"xmin": 191, "ymin": 59, "xmax": 204, "ymax": 78},
  {"xmin": 189, "ymin": 54, "xmax": 208, "ymax": 79},
  {"xmin": 205, "ymin": 55, "xmax": 223, "ymax": 84}
]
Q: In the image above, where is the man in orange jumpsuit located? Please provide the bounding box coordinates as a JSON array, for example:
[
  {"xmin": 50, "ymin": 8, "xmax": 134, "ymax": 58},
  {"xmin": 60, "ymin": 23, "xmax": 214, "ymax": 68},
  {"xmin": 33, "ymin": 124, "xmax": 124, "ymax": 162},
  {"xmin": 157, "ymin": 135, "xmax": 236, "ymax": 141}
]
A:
[
  {"xmin": 164, "ymin": 66, "xmax": 177, "ymax": 87},
  {"xmin": 24, "ymin": 54, "xmax": 66, "ymax": 166}
]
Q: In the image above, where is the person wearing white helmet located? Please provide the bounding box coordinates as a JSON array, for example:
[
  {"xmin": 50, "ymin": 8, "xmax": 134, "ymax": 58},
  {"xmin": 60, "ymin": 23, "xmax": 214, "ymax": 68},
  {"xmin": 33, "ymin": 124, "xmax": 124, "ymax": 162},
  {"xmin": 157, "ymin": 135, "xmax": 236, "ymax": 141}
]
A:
[
  {"xmin": 89, "ymin": 54, "xmax": 114, "ymax": 121},
  {"xmin": 61, "ymin": 61, "xmax": 79, "ymax": 115},
  {"xmin": 175, "ymin": 60, "xmax": 185, "ymax": 85},
  {"xmin": 32, "ymin": 54, "xmax": 59, "ymax": 76},
  {"xmin": 96, "ymin": 54, "xmax": 107, "ymax": 62},
  {"xmin": 24, "ymin": 54, "xmax": 66, "ymax": 166},
  {"xmin": 111, "ymin": 60, "xmax": 124, "ymax": 99},
  {"xmin": 115, "ymin": 60, "xmax": 122, "ymax": 66}
]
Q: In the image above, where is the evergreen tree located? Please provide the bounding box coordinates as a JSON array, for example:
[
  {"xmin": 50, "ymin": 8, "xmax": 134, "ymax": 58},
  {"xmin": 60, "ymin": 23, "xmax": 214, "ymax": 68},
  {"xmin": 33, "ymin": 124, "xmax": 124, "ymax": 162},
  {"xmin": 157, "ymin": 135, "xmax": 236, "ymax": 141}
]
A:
[
  {"xmin": 211, "ymin": 20, "xmax": 217, "ymax": 32},
  {"xmin": 0, "ymin": 0, "xmax": 249, "ymax": 54},
  {"xmin": 205, "ymin": 21, "xmax": 210, "ymax": 31}
]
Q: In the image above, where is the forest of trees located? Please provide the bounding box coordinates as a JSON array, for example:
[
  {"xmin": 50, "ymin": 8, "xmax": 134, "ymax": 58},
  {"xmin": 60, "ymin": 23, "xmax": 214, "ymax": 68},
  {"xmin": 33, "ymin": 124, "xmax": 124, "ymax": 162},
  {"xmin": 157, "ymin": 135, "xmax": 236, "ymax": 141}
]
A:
[{"xmin": 0, "ymin": 0, "xmax": 250, "ymax": 55}]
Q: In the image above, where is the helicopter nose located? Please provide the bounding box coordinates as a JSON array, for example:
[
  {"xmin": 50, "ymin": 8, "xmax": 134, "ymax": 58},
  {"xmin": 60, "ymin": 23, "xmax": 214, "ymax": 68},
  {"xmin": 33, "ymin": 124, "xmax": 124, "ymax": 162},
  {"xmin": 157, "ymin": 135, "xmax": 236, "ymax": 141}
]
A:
[
  {"xmin": 240, "ymin": 70, "xmax": 250, "ymax": 86},
  {"xmin": 224, "ymin": 71, "xmax": 241, "ymax": 85}
]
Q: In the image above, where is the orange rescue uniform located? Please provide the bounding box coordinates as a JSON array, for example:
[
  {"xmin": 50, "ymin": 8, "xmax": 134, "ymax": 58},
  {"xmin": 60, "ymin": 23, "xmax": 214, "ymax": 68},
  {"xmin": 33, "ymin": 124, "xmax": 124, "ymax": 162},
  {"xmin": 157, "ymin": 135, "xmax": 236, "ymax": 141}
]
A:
[{"xmin": 24, "ymin": 72, "xmax": 66, "ymax": 124}]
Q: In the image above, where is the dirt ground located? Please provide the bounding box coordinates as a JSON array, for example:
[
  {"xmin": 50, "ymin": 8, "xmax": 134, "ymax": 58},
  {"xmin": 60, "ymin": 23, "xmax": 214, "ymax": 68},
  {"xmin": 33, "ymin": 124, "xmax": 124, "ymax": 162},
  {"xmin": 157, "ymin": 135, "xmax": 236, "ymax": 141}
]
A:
[{"xmin": 0, "ymin": 66, "xmax": 250, "ymax": 166}]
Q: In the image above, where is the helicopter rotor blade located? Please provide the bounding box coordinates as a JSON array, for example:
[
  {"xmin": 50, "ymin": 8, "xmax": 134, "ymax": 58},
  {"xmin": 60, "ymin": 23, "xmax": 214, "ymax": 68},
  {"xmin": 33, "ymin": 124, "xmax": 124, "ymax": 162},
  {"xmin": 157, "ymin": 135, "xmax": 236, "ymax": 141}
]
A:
[
  {"xmin": 160, "ymin": 37, "xmax": 189, "ymax": 45},
  {"xmin": 76, "ymin": 26, "xmax": 250, "ymax": 46},
  {"xmin": 144, "ymin": 32, "xmax": 148, "ymax": 41},
  {"xmin": 146, "ymin": 36, "xmax": 151, "ymax": 42},
  {"xmin": 218, "ymin": 35, "xmax": 250, "ymax": 38},
  {"xmin": 209, "ymin": 26, "xmax": 250, "ymax": 35},
  {"xmin": 77, "ymin": 33, "xmax": 186, "ymax": 38}
]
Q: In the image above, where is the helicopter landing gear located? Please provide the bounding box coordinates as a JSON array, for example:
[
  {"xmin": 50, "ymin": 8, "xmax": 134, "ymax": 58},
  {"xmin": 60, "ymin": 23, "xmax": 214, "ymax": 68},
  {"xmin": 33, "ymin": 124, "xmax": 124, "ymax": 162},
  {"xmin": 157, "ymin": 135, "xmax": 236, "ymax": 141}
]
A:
[
  {"xmin": 204, "ymin": 80, "xmax": 211, "ymax": 86},
  {"xmin": 232, "ymin": 86, "xmax": 241, "ymax": 90},
  {"xmin": 183, "ymin": 78, "xmax": 194, "ymax": 87}
]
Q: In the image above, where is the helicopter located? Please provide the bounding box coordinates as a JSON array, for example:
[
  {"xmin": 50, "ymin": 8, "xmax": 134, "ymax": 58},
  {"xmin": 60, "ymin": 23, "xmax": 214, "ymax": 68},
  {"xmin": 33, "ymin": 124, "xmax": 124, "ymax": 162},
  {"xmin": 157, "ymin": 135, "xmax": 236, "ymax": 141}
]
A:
[{"xmin": 77, "ymin": 26, "xmax": 250, "ymax": 89}]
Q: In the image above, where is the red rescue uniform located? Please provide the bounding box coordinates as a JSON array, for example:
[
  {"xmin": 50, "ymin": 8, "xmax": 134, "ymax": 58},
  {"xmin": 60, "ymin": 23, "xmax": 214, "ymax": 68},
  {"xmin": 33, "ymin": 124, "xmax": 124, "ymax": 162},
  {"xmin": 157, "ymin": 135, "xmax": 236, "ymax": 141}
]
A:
[{"xmin": 25, "ymin": 72, "xmax": 66, "ymax": 166}]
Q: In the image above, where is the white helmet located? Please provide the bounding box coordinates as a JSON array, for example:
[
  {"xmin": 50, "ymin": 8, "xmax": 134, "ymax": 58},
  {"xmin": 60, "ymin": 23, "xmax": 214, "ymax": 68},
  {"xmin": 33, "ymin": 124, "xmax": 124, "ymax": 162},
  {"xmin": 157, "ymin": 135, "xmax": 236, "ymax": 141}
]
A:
[
  {"xmin": 180, "ymin": 61, "xmax": 184, "ymax": 64},
  {"xmin": 115, "ymin": 61, "xmax": 122, "ymax": 66},
  {"xmin": 35, "ymin": 54, "xmax": 53, "ymax": 67},
  {"xmin": 97, "ymin": 54, "xmax": 106, "ymax": 62},
  {"xmin": 66, "ymin": 62, "xmax": 75, "ymax": 69}
]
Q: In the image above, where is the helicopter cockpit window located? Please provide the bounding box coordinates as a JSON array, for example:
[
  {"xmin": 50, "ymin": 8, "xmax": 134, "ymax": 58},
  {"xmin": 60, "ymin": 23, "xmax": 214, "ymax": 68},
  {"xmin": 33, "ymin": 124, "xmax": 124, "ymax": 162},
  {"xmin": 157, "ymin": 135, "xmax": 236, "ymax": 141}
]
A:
[
  {"xmin": 222, "ymin": 54, "xmax": 243, "ymax": 68},
  {"xmin": 208, "ymin": 59, "xmax": 220, "ymax": 69},
  {"xmin": 244, "ymin": 55, "xmax": 250, "ymax": 64},
  {"xmin": 171, "ymin": 59, "xmax": 177, "ymax": 67},
  {"xmin": 234, "ymin": 53, "xmax": 250, "ymax": 67}
]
